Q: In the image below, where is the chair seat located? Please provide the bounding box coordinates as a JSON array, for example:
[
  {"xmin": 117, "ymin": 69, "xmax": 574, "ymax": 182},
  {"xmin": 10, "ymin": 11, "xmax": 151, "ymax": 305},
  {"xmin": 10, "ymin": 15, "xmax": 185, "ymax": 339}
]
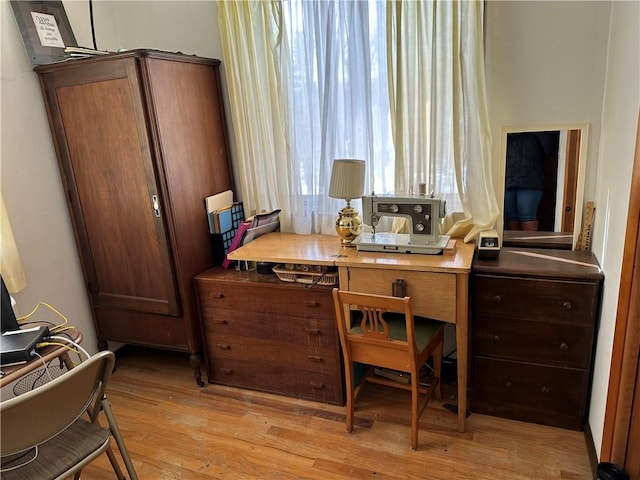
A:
[
  {"xmin": 350, "ymin": 311, "xmax": 443, "ymax": 351},
  {"xmin": 1, "ymin": 419, "xmax": 110, "ymax": 480}
]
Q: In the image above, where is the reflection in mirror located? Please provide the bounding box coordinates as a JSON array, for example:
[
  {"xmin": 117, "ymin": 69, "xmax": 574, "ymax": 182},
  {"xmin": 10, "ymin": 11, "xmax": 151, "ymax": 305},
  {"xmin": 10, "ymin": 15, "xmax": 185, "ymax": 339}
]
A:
[{"xmin": 499, "ymin": 125, "xmax": 588, "ymax": 250}]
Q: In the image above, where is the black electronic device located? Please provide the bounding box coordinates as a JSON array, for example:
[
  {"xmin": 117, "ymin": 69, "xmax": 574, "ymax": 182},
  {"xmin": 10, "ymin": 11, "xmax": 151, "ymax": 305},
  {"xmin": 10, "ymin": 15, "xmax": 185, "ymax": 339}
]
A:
[
  {"xmin": 1, "ymin": 275, "xmax": 20, "ymax": 333},
  {"xmin": 477, "ymin": 230, "xmax": 501, "ymax": 259},
  {"xmin": 0, "ymin": 326, "xmax": 50, "ymax": 365}
]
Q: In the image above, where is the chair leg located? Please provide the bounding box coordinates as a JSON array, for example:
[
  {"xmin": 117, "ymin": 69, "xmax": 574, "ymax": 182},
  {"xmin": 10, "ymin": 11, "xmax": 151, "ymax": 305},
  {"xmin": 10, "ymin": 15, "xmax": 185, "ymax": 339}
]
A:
[
  {"xmin": 345, "ymin": 364, "xmax": 355, "ymax": 434},
  {"xmin": 101, "ymin": 397, "xmax": 139, "ymax": 480},
  {"xmin": 410, "ymin": 372, "xmax": 419, "ymax": 450},
  {"xmin": 105, "ymin": 445, "xmax": 126, "ymax": 480},
  {"xmin": 433, "ymin": 333, "xmax": 444, "ymax": 401}
]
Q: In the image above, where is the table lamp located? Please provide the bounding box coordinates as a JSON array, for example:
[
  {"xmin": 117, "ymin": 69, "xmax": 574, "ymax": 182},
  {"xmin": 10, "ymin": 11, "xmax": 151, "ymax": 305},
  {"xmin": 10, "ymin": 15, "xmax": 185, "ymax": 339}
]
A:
[{"xmin": 328, "ymin": 159, "xmax": 366, "ymax": 246}]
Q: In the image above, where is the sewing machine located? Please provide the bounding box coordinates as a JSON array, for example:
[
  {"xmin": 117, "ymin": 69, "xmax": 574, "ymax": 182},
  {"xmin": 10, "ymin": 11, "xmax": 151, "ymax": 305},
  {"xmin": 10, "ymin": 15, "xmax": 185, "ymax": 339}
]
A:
[{"xmin": 354, "ymin": 193, "xmax": 450, "ymax": 254}]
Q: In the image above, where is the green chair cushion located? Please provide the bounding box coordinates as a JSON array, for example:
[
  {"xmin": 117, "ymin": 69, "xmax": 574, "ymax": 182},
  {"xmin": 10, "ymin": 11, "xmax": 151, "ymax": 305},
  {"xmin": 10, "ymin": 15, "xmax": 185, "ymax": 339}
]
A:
[{"xmin": 350, "ymin": 311, "xmax": 443, "ymax": 351}]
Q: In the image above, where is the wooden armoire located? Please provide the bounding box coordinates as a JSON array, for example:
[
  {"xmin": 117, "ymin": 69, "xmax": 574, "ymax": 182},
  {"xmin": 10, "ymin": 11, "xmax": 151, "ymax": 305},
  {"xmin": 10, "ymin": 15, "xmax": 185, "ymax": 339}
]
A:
[{"xmin": 35, "ymin": 50, "xmax": 233, "ymax": 385}]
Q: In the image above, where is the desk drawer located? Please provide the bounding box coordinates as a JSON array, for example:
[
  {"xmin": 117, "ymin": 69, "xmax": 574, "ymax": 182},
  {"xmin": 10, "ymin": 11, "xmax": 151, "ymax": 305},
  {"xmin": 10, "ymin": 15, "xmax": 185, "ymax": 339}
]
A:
[
  {"xmin": 473, "ymin": 315, "xmax": 592, "ymax": 368},
  {"xmin": 346, "ymin": 268, "xmax": 456, "ymax": 322},
  {"xmin": 203, "ymin": 308, "xmax": 337, "ymax": 348},
  {"xmin": 196, "ymin": 280, "xmax": 334, "ymax": 320},
  {"xmin": 206, "ymin": 334, "xmax": 339, "ymax": 373},
  {"xmin": 472, "ymin": 357, "xmax": 587, "ymax": 430},
  {"xmin": 474, "ymin": 275, "xmax": 598, "ymax": 325},
  {"xmin": 208, "ymin": 356, "xmax": 343, "ymax": 405}
]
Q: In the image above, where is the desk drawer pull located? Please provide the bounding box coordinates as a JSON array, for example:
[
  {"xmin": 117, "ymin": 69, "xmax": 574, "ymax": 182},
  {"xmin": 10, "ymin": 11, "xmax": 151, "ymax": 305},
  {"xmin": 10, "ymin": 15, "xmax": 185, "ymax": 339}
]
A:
[
  {"xmin": 216, "ymin": 343, "xmax": 230, "ymax": 350},
  {"xmin": 493, "ymin": 334, "xmax": 502, "ymax": 342},
  {"xmin": 492, "ymin": 295, "xmax": 502, "ymax": 303},
  {"xmin": 541, "ymin": 386, "xmax": 550, "ymax": 394},
  {"xmin": 220, "ymin": 368, "xmax": 233, "ymax": 375},
  {"xmin": 304, "ymin": 328, "xmax": 320, "ymax": 335},
  {"xmin": 213, "ymin": 319, "xmax": 228, "ymax": 325},
  {"xmin": 304, "ymin": 300, "xmax": 319, "ymax": 307},
  {"xmin": 210, "ymin": 292, "xmax": 224, "ymax": 299},
  {"xmin": 562, "ymin": 301, "xmax": 573, "ymax": 310},
  {"xmin": 307, "ymin": 355, "xmax": 324, "ymax": 363},
  {"xmin": 310, "ymin": 382, "xmax": 326, "ymax": 389},
  {"xmin": 560, "ymin": 342, "xmax": 569, "ymax": 351}
]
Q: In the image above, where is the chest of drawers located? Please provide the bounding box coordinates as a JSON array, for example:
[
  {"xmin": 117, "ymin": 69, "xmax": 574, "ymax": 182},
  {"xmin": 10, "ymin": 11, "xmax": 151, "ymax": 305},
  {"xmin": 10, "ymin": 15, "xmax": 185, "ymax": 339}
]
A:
[
  {"xmin": 471, "ymin": 248, "xmax": 603, "ymax": 430},
  {"xmin": 194, "ymin": 268, "xmax": 343, "ymax": 405}
]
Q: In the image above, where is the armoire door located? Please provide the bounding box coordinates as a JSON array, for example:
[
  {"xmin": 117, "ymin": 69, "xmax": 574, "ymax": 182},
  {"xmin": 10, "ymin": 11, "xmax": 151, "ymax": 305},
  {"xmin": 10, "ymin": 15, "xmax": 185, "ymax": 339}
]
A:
[{"xmin": 39, "ymin": 58, "xmax": 180, "ymax": 316}]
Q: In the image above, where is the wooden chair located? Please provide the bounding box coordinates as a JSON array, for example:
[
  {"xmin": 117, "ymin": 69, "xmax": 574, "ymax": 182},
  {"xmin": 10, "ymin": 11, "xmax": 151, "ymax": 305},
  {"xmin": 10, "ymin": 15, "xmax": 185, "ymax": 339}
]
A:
[
  {"xmin": 0, "ymin": 350, "xmax": 138, "ymax": 479},
  {"xmin": 332, "ymin": 288, "xmax": 444, "ymax": 450}
]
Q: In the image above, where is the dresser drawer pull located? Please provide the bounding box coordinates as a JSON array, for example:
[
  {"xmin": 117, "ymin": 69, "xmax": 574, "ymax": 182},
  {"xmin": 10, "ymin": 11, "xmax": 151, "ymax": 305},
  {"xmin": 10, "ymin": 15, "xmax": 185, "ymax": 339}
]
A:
[
  {"xmin": 220, "ymin": 368, "xmax": 233, "ymax": 374},
  {"xmin": 216, "ymin": 343, "xmax": 231, "ymax": 350},
  {"xmin": 560, "ymin": 342, "xmax": 569, "ymax": 351},
  {"xmin": 493, "ymin": 334, "xmax": 501, "ymax": 342},
  {"xmin": 492, "ymin": 295, "xmax": 502, "ymax": 303},
  {"xmin": 541, "ymin": 386, "xmax": 550, "ymax": 394},
  {"xmin": 304, "ymin": 328, "xmax": 320, "ymax": 335},
  {"xmin": 504, "ymin": 380, "xmax": 512, "ymax": 388},
  {"xmin": 308, "ymin": 355, "xmax": 324, "ymax": 363},
  {"xmin": 304, "ymin": 300, "xmax": 320, "ymax": 307},
  {"xmin": 310, "ymin": 382, "xmax": 326, "ymax": 389},
  {"xmin": 211, "ymin": 292, "xmax": 225, "ymax": 299},
  {"xmin": 213, "ymin": 319, "xmax": 228, "ymax": 325},
  {"xmin": 562, "ymin": 301, "xmax": 572, "ymax": 310}
]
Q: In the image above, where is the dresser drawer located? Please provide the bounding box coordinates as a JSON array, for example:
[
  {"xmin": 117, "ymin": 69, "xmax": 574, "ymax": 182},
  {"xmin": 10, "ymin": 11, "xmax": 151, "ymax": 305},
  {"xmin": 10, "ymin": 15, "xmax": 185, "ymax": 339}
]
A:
[
  {"xmin": 471, "ymin": 357, "xmax": 587, "ymax": 430},
  {"xmin": 196, "ymin": 280, "xmax": 334, "ymax": 320},
  {"xmin": 474, "ymin": 275, "xmax": 598, "ymax": 325},
  {"xmin": 203, "ymin": 308, "xmax": 337, "ymax": 347},
  {"xmin": 346, "ymin": 268, "xmax": 456, "ymax": 322},
  {"xmin": 473, "ymin": 315, "xmax": 592, "ymax": 368},
  {"xmin": 205, "ymin": 333, "xmax": 339, "ymax": 373},
  {"xmin": 208, "ymin": 356, "xmax": 343, "ymax": 404}
]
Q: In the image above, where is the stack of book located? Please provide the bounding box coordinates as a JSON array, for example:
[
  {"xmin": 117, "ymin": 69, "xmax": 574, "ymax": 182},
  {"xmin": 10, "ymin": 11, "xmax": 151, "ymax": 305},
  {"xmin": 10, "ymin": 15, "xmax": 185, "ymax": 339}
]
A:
[
  {"xmin": 64, "ymin": 46, "xmax": 110, "ymax": 59},
  {"xmin": 205, "ymin": 190, "xmax": 245, "ymax": 265}
]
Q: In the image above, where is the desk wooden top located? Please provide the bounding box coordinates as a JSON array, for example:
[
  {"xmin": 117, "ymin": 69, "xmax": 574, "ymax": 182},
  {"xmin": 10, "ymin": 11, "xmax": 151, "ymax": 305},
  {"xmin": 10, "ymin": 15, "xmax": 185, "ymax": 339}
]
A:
[{"xmin": 227, "ymin": 232, "xmax": 474, "ymax": 273}]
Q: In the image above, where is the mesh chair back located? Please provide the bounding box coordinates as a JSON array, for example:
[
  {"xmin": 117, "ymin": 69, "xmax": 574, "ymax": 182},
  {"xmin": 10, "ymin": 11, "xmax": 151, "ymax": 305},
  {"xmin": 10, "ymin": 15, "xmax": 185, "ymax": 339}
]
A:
[{"xmin": 0, "ymin": 350, "xmax": 115, "ymax": 456}]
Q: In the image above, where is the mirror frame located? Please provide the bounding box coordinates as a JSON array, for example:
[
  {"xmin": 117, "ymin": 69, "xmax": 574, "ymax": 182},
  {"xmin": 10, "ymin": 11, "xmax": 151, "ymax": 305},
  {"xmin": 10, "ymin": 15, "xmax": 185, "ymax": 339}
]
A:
[{"xmin": 498, "ymin": 123, "xmax": 590, "ymax": 250}]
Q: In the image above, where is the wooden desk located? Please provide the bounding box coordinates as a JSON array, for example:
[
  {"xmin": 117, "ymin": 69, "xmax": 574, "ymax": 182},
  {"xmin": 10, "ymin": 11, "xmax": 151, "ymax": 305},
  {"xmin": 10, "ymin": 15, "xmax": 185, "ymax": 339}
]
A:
[
  {"xmin": 0, "ymin": 329, "xmax": 83, "ymax": 389},
  {"xmin": 227, "ymin": 233, "xmax": 474, "ymax": 432}
]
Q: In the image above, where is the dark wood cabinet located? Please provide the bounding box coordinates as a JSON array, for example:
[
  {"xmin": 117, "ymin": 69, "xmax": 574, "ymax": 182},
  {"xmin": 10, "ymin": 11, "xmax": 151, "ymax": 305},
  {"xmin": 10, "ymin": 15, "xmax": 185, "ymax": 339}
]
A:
[
  {"xmin": 194, "ymin": 268, "xmax": 344, "ymax": 405},
  {"xmin": 35, "ymin": 50, "xmax": 233, "ymax": 384},
  {"xmin": 471, "ymin": 248, "xmax": 603, "ymax": 430}
]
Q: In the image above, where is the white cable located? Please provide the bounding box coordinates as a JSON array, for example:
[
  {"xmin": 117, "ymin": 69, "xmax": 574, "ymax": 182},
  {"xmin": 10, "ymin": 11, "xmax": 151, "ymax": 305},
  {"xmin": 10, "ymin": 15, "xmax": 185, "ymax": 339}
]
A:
[
  {"xmin": 31, "ymin": 351, "xmax": 53, "ymax": 382},
  {"xmin": 48, "ymin": 335, "xmax": 91, "ymax": 362}
]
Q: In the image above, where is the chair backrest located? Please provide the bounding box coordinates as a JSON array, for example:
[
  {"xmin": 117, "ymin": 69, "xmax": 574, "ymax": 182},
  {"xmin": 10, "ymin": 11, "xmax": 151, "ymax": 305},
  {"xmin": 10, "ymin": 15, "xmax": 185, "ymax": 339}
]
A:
[
  {"xmin": 1, "ymin": 350, "xmax": 115, "ymax": 456},
  {"xmin": 332, "ymin": 289, "xmax": 419, "ymax": 370}
]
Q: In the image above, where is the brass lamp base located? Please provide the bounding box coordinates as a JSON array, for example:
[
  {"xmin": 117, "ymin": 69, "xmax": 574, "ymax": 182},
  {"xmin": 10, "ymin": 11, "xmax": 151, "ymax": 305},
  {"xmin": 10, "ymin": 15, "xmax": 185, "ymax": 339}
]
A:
[{"xmin": 335, "ymin": 204, "xmax": 362, "ymax": 246}]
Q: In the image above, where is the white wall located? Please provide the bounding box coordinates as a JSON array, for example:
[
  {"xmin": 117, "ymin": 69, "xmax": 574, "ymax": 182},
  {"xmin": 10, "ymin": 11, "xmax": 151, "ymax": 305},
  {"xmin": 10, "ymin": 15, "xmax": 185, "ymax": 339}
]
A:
[
  {"xmin": 0, "ymin": 1, "xmax": 224, "ymax": 355},
  {"xmin": 485, "ymin": 1, "xmax": 610, "ymax": 206},
  {"xmin": 589, "ymin": 0, "xmax": 640, "ymax": 456},
  {"xmin": 485, "ymin": 0, "xmax": 639, "ymax": 456}
]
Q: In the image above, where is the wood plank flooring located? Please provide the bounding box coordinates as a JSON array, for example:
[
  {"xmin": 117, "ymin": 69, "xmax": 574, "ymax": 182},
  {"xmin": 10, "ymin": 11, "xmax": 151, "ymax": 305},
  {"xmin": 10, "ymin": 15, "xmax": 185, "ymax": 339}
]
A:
[{"xmin": 85, "ymin": 347, "xmax": 594, "ymax": 479}]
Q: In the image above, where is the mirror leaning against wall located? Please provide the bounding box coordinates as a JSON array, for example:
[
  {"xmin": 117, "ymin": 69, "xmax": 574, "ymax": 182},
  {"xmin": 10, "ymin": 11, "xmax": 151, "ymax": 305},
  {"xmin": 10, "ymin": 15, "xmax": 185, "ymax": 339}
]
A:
[{"xmin": 498, "ymin": 124, "xmax": 589, "ymax": 250}]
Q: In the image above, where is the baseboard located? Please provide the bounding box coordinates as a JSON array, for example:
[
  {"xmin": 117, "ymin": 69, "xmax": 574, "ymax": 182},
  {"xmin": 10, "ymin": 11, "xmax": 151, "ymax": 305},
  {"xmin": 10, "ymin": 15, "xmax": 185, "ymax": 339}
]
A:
[{"xmin": 584, "ymin": 422, "xmax": 599, "ymax": 477}]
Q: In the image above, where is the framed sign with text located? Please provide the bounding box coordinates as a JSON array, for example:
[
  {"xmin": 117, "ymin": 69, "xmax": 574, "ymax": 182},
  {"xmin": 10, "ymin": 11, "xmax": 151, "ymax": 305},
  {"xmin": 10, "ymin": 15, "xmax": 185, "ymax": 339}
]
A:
[{"xmin": 10, "ymin": 0, "xmax": 77, "ymax": 66}]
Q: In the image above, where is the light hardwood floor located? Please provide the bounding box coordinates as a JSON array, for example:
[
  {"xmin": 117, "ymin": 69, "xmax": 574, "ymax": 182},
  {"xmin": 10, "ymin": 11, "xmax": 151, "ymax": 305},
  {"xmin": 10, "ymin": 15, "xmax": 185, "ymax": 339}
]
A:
[{"xmin": 85, "ymin": 347, "xmax": 594, "ymax": 479}]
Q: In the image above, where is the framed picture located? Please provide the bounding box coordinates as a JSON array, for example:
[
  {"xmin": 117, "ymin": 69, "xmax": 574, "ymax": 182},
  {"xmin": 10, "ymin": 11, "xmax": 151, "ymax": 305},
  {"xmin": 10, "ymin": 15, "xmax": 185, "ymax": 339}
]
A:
[{"xmin": 10, "ymin": 0, "xmax": 77, "ymax": 66}]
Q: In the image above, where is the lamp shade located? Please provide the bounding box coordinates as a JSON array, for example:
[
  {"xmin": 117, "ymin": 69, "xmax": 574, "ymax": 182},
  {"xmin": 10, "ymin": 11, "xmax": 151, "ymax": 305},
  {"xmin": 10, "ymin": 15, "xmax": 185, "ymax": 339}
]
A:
[{"xmin": 328, "ymin": 159, "xmax": 366, "ymax": 201}]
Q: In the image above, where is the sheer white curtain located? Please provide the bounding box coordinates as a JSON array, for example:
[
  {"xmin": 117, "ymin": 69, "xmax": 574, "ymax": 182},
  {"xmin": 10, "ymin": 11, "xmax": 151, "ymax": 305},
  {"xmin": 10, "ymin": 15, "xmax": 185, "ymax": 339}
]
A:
[
  {"xmin": 387, "ymin": 0, "xmax": 498, "ymax": 241},
  {"xmin": 217, "ymin": 1, "xmax": 293, "ymax": 230},
  {"xmin": 278, "ymin": 1, "xmax": 394, "ymax": 234},
  {"xmin": 1, "ymin": 195, "xmax": 27, "ymax": 292},
  {"xmin": 217, "ymin": 0, "xmax": 497, "ymax": 240}
]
